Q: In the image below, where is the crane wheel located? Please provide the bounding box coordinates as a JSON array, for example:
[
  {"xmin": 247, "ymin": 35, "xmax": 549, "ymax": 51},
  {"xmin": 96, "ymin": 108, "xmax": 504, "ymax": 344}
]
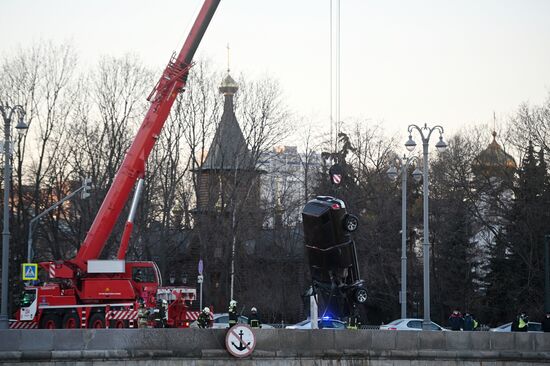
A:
[
  {"xmin": 88, "ymin": 313, "xmax": 106, "ymax": 329},
  {"xmin": 110, "ymin": 319, "xmax": 127, "ymax": 328},
  {"xmin": 40, "ymin": 314, "xmax": 61, "ymax": 329},
  {"xmin": 62, "ymin": 313, "xmax": 80, "ymax": 329}
]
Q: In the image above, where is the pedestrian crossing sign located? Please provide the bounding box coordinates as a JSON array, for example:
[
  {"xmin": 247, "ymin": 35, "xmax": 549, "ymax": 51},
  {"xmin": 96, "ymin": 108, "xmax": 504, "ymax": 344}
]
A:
[{"xmin": 22, "ymin": 263, "xmax": 38, "ymax": 281}]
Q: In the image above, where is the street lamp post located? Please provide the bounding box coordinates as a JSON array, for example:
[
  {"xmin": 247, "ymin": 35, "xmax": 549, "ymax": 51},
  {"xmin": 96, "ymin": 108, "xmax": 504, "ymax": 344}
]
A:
[
  {"xmin": 405, "ymin": 123, "xmax": 447, "ymax": 330},
  {"xmin": 545, "ymin": 234, "xmax": 550, "ymax": 313},
  {"xmin": 387, "ymin": 154, "xmax": 422, "ymax": 319},
  {"xmin": 0, "ymin": 105, "xmax": 28, "ymax": 329}
]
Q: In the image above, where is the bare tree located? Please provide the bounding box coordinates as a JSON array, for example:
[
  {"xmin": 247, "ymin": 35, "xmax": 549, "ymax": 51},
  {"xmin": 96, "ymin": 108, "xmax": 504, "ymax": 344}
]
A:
[
  {"xmin": 508, "ymin": 96, "xmax": 550, "ymax": 155},
  {"xmin": 0, "ymin": 43, "xmax": 80, "ymax": 263},
  {"xmin": 63, "ymin": 54, "xmax": 153, "ymax": 259}
]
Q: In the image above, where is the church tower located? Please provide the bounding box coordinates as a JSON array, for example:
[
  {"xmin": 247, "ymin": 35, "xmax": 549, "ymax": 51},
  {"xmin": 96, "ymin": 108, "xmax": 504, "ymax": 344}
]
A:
[{"xmin": 193, "ymin": 70, "xmax": 262, "ymax": 309}]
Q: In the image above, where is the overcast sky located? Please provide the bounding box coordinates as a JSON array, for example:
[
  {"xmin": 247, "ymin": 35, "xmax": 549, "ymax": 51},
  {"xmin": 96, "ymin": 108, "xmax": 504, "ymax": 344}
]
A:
[{"xmin": 1, "ymin": 0, "xmax": 550, "ymax": 139}]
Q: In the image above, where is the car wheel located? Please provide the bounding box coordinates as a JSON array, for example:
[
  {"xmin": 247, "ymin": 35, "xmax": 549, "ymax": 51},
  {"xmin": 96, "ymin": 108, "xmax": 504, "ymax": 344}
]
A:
[
  {"xmin": 344, "ymin": 214, "xmax": 359, "ymax": 232},
  {"xmin": 354, "ymin": 288, "xmax": 368, "ymax": 303}
]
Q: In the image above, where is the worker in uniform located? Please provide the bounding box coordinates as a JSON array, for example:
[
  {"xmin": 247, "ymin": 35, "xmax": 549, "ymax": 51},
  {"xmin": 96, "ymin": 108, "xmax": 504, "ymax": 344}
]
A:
[
  {"xmin": 154, "ymin": 299, "xmax": 168, "ymax": 328},
  {"xmin": 137, "ymin": 299, "xmax": 148, "ymax": 328},
  {"xmin": 197, "ymin": 307, "xmax": 212, "ymax": 328},
  {"xmin": 228, "ymin": 299, "xmax": 238, "ymax": 328},
  {"xmin": 161, "ymin": 299, "xmax": 168, "ymax": 326},
  {"xmin": 512, "ymin": 312, "xmax": 528, "ymax": 332},
  {"xmin": 248, "ymin": 307, "xmax": 261, "ymax": 328},
  {"xmin": 347, "ymin": 306, "xmax": 360, "ymax": 330},
  {"xmin": 463, "ymin": 313, "xmax": 479, "ymax": 331}
]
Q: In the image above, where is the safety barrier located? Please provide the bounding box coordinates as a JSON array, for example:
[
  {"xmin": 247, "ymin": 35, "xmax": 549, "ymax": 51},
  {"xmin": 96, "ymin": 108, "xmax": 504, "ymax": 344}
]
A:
[{"xmin": 0, "ymin": 328, "xmax": 548, "ymax": 365}]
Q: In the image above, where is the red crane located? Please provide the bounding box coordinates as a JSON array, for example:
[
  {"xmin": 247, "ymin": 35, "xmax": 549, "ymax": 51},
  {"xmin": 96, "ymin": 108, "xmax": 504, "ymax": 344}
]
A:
[
  {"xmin": 12, "ymin": 0, "xmax": 221, "ymax": 329},
  {"xmin": 66, "ymin": 0, "xmax": 220, "ymax": 275}
]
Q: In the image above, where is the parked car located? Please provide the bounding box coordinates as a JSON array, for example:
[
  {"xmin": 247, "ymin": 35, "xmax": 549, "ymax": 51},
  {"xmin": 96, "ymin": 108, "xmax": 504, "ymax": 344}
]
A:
[
  {"xmin": 285, "ymin": 317, "xmax": 347, "ymax": 330},
  {"xmin": 490, "ymin": 322, "xmax": 542, "ymax": 332},
  {"xmin": 191, "ymin": 313, "xmax": 274, "ymax": 329},
  {"xmin": 379, "ymin": 318, "xmax": 448, "ymax": 331}
]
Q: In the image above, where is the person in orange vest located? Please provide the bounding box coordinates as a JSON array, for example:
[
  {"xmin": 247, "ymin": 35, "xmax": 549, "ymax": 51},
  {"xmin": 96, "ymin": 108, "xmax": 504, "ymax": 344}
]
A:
[{"xmin": 347, "ymin": 306, "xmax": 360, "ymax": 330}]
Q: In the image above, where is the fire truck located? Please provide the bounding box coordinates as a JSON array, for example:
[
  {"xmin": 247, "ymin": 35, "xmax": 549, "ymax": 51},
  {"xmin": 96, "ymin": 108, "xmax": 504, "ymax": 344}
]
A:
[{"xmin": 10, "ymin": 0, "xmax": 220, "ymax": 329}]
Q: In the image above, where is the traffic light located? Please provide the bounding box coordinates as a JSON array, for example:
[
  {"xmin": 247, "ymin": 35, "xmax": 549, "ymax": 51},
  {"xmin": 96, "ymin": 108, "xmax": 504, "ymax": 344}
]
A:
[{"xmin": 81, "ymin": 177, "xmax": 92, "ymax": 199}]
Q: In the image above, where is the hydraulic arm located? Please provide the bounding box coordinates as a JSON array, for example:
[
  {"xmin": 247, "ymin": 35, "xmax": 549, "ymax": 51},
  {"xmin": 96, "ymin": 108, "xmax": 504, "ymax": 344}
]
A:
[{"xmin": 70, "ymin": 0, "xmax": 221, "ymax": 272}]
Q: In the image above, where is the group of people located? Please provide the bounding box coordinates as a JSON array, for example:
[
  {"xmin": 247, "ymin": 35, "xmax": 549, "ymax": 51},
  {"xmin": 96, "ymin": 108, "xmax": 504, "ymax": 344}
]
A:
[
  {"xmin": 512, "ymin": 311, "xmax": 550, "ymax": 332},
  {"xmin": 448, "ymin": 309, "xmax": 479, "ymax": 331},
  {"xmin": 449, "ymin": 308, "xmax": 550, "ymax": 332},
  {"xmin": 137, "ymin": 298, "xmax": 168, "ymax": 328},
  {"xmin": 197, "ymin": 299, "xmax": 262, "ymax": 329}
]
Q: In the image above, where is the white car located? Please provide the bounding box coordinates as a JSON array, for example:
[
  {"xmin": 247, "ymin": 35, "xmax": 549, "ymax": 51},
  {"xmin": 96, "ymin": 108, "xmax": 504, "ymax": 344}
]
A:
[
  {"xmin": 191, "ymin": 313, "xmax": 274, "ymax": 329},
  {"xmin": 285, "ymin": 317, "xmax": 347, "ymax": 329},
  {"xmin": 379, "ymin": 318, "xmax": 448, "ymax": 331},
  {"xmin": 490, "ymin": 322, "xmax": 541, "ymax": 332}
]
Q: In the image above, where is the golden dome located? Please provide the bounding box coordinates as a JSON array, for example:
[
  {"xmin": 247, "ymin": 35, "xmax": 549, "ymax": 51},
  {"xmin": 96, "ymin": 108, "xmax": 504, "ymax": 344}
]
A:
[{"xmin": 473, "ymin": 131, "xmax": 517, "ymax": 176}]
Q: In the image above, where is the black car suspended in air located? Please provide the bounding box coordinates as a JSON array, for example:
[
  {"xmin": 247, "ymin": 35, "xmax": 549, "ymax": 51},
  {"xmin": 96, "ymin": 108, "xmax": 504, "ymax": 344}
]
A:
[{"xmin": 302, "ymin": 196, "xmax": 367, "ymax": 319}]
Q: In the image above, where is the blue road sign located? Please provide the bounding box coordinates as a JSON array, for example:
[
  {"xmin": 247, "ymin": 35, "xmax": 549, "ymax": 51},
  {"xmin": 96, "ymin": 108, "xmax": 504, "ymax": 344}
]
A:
[
  {"xmin": 22, "ymin": 263, "xmax": 38, "ymax": 281},
  {"xmin": 198, "ymin": 259, "xmax": 203, "ymax": 275}
]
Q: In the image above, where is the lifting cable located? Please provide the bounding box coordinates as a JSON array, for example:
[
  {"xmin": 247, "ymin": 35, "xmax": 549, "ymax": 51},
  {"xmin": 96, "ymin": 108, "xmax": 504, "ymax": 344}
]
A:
[{"xmin": 330, "ymin": 0, "xmax": 341, "ymax": 156}]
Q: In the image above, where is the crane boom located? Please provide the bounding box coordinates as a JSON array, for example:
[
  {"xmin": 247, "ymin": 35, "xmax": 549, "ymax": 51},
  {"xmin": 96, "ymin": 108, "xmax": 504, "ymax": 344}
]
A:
[{"xmin": 72, "ymin": 0, "xmax": 221, "ymax": 271}]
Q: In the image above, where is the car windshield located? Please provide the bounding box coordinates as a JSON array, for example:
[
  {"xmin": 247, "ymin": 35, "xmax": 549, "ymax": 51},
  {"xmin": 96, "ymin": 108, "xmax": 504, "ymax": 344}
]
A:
[
  {"xmin": 528, "ymin": 323, "xmax": 541, "ymax": 332},
  {"xmin": 295, "ymin": 320, "xmax": 310, "ymax": 326}
]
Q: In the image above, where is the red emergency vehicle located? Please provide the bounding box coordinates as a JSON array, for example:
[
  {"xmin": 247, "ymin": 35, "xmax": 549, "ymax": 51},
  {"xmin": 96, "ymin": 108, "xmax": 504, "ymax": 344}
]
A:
[{"xmin": 10, "ymin": 0, "xmax": 220, "ymax": 329}]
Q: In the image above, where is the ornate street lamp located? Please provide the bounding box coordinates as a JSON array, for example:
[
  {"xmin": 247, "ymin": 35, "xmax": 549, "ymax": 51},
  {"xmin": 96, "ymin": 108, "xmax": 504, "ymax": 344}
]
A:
[
  {"xmin": 387, "ymin": 154, "xmax": 421, "ymax": 319},
  {"xmin": 406, "ymin": 123, "xmax": 447, "ymax": 329},
  {"xmin": 0, "ymin": 105, "xmax": 28, "ymax": 329}
]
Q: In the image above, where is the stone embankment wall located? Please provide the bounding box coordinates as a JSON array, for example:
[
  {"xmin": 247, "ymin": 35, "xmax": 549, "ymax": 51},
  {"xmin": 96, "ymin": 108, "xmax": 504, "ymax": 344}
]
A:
[{"xmin": 0, "ymin": 329, "xmax": 549, "ymax": 365}]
